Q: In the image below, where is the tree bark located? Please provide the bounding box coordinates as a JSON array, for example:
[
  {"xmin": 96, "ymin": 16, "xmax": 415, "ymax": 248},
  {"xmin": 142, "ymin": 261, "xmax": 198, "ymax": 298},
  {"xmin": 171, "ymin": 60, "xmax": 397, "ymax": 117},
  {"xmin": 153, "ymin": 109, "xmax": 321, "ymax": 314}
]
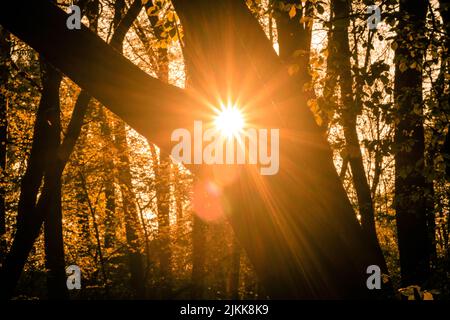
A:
[
  {"xmin": 394, "ymin": 0, "xmax": 431, "ymax": 286},
  {"xmin": 329, "ymin": 0, "xmax": 377, "ymax": 248}
]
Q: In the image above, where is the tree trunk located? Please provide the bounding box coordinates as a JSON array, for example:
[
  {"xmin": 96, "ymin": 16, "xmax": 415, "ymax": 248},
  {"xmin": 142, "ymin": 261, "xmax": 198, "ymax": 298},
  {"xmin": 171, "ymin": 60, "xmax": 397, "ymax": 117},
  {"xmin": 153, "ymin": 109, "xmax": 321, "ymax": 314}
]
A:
[
  {"xmin": 100, "ymin": 108, "xmax": 117, "ymax": 249},
  {"xmin": 0, "ymin": 0, "xmax": 149, "ymax": 299},
  {"xmin": 328, "ymin": 0, "xmax": 389, "ymax": 283},
  {"xmin": 0, "ymin": 80, "xmax": 91, "ymax": 299},
  {"xmin": 150, "ymin": 144, "xmax": 173, "ymax": 297},
  {"xmin": 9, "ymin": 45, "xmax": 67, "ymax": 299},
  {"xmin": 329, "ymin": 0, "xmax": 376, "ymax": 247},
  {"xmin": 43, "ymin": 0, "xmax": 103, "ymax": 298},
  {"xmin": 147, "ymin": 2, "xmax": 173, "ymax": 297},
  {"xmin": 394, "ymin": 0, "xmax": 431, "ymax": 286},
  {"xmin": 110, "ymin": 0, "xmax": 146, "ymax": 298},
  {"xmin": 173, "ymin": 0, "xmax": 386, "ymax": 298},
  {"xmin": 38, "ymin": 60, "xmax": 69, "ymax": 300},
  {"xmin": 274, "ymin": 0, "xmax": 312, "ymax": 94},
  {"xmin": 73, "ymin": 118, "xmax": 92, "ymax": 258}
]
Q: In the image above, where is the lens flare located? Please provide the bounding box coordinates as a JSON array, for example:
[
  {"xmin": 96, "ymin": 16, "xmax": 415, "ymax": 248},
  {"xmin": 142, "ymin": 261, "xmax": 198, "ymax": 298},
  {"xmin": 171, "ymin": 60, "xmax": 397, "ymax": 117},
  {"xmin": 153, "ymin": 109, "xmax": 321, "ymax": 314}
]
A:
[{"xmin": 214, "ymin": 104, "xmax": 244, "ymax": 138}]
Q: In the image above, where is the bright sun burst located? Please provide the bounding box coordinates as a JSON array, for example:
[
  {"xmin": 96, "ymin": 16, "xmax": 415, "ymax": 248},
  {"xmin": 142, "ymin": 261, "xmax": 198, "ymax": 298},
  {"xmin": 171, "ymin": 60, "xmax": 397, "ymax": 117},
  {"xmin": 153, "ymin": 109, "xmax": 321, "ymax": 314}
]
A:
[{"xmin": 214, "ymin": 104, "xmax": 244, "ymax": 138}]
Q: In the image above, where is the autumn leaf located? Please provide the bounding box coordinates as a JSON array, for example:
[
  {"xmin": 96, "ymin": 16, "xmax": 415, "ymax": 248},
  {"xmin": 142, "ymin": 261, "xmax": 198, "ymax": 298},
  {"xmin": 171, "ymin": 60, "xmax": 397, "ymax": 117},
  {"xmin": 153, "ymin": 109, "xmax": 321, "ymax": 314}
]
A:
[
  {"xmin": 147, "ymin": 6, "xmax": 156, "ymax": 16},
  {"xmin": 167, "ymin": 11, "xmax": 174, "ymax": 22},
  {"xmin": 289, "ymin": 5, "xmax": 296, "ymax": 19},
  {"xmin": 423, "ymin": 292, "xmax": 433, "ymax": 300}
]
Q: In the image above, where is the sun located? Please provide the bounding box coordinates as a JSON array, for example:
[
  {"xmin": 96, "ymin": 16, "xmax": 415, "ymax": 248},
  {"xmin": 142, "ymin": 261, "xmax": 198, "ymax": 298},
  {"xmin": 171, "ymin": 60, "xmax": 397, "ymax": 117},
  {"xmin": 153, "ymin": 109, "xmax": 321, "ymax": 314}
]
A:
[{"xmin": 214, "ymin": 104, "xmax": 244, "ymax": 138}]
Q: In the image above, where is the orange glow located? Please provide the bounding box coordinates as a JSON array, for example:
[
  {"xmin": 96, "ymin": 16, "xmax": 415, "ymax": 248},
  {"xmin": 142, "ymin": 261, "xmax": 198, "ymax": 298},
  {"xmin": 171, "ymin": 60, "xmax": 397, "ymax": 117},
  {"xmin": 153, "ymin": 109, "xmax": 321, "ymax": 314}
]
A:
[{"xmin": 214, "ymin": 103, "xmax": 245, "ymax": 138}]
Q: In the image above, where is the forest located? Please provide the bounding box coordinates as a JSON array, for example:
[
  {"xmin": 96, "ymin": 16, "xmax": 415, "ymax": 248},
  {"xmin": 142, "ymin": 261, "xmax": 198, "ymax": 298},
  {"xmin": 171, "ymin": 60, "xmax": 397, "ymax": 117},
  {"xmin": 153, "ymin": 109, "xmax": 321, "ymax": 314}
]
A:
[{"xmin": 0, "ymin": 0, "xmax": 449, "ymax": 300}]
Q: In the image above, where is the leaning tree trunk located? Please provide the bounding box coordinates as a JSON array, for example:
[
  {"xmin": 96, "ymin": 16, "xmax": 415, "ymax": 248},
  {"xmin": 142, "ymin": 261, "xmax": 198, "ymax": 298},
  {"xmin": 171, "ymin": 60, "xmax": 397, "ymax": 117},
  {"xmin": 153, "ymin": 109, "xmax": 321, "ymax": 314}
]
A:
[{"xmin": 394, "ymin": 0, "xmax": 432, "ymax": 287}]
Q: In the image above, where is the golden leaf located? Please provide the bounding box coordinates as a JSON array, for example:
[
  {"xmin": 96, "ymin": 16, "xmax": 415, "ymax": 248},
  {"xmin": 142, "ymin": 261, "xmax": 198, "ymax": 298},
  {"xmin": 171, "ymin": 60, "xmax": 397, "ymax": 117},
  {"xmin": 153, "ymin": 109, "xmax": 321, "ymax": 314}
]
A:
[
  {"xmin": 167, "ymin": 11, "xmax": 174, "ymax": 22},
  {"xmin": 423, "ymin": 292, "xmax": 433, "ymax": 300},
  {"xmin": 289, "ymin": 5, "xmax": 296, "ymax": 19}
]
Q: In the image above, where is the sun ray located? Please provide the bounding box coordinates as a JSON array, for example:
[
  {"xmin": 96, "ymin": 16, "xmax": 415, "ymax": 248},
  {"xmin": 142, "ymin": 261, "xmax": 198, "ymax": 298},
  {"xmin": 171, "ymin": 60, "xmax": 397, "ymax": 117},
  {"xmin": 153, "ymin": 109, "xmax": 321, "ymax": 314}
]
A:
[{"xmin": 214, "ymin": 102, "xmax": 245, "ymax": 138}]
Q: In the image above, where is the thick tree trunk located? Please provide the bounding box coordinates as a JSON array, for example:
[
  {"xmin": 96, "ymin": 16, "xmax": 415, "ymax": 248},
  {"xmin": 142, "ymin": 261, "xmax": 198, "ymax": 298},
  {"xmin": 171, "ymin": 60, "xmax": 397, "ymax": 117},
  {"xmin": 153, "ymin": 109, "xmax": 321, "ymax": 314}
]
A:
[
  {"xmin": 394, "ymin": 0, "xmax": 431, "ymax": 286},
  {"xmin": 172, "ymin": 0, "xmax": 386, "ymax": 298},
  {"xmin": 0, "ymin": 26, "xmax": 10, "ymax": 259}
]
